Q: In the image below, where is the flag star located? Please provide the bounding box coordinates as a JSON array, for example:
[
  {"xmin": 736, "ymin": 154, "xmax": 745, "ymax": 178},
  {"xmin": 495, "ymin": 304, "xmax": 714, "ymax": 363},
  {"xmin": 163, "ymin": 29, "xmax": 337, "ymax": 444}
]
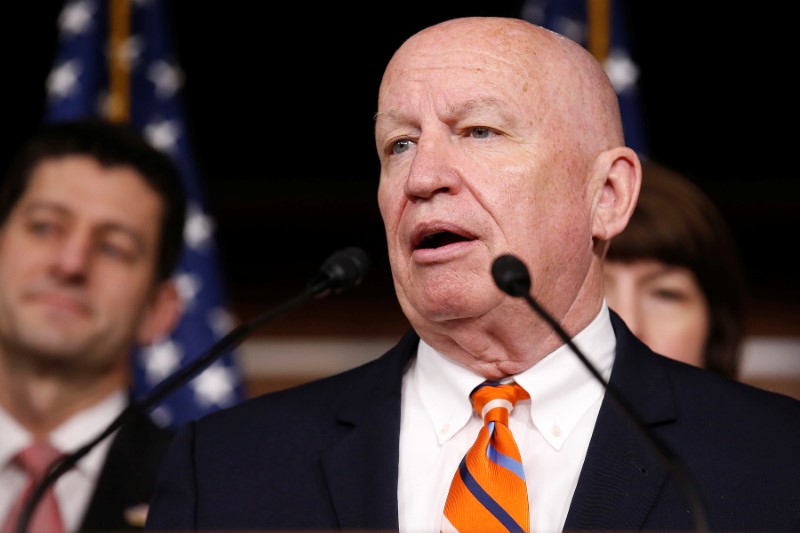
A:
[
  {"xmin": 148, "ymin": 406, "xmax": 173, "ymax": 428},
  {"xmin": 604, "ymin": 50, "xmax": 640, "ymax": 94},
  {"xmin": 191, "ymin": 363, "xmax": 238, "ymax": 407},
  {"xmin": 144, "ymin": 119, "xmax": 181, "ymax": 154},
  {"xmin": 141, "ymin": 339, "xmax": 183, "ymax": 385},
  {"xmin": 175, "ymin": 272, "xmax": 202, "ymax": 309},
  {"xmin": 208, "ymin": 307, "xmax": 237, "ymax": 338},
  {"xmin": 149, "ymin": 60, "xmax": 184, "ymax": 99},
  {"xmin": 46, "ymin": 59, "xmax": 82, "ymax": 100},
  {"xmin": 184, "ymin": 204, "xmax": 214, "ymax": 251},
  {"xmin": 58, "ymin": 0, "xmax": 94, "ymax": 36}
]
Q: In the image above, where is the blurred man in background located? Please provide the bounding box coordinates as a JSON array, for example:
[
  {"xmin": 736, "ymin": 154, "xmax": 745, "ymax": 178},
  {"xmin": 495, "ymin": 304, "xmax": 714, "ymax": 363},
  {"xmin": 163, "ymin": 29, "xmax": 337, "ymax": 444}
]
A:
[{"xmin": 0, "ymin": 120, "xmax": 186, "ymax": 532}]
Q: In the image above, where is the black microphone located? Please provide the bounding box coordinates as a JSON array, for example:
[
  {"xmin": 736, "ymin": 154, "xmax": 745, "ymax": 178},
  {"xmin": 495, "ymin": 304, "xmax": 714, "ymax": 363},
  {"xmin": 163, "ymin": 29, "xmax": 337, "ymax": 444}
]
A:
[
  {"xmin": 306, "ymin": 246, "xmax": 370, "ymax": 297},
  {"xmin": 14, "ymin": 247, "xmax": 370, "ymax": 533},
  {"xmin": 492, "ymin": 253, "xmax": 709, "ymax": 533}
]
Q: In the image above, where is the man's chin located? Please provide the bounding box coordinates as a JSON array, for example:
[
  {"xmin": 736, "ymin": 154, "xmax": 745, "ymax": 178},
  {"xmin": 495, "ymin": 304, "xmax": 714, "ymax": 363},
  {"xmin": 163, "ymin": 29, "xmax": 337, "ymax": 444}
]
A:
[{"xmin": 14, "ymin": 331, "xmax": 93, "ymax": 364}]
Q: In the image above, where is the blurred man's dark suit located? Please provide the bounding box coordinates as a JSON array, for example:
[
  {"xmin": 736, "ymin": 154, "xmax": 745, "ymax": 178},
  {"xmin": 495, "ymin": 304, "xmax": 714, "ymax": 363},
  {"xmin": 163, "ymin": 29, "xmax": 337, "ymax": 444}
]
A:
[{"xmin": 79, "ymin": 410, "xmax": 173, "ymax": 531}]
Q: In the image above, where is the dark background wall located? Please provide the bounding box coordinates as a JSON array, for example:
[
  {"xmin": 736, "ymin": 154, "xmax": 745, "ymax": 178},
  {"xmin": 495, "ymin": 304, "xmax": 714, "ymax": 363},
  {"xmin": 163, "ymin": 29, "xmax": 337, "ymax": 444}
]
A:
[{"xmin": 3, "ymin": 1, "xmax": 797, "ymax": 337}]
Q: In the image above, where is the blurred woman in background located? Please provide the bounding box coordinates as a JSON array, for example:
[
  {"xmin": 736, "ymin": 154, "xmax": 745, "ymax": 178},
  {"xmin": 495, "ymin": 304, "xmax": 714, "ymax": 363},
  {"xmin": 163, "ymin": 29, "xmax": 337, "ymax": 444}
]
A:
[{"xmin": 604, "ymin": 160, "xmax": 747, "ymax": 379}]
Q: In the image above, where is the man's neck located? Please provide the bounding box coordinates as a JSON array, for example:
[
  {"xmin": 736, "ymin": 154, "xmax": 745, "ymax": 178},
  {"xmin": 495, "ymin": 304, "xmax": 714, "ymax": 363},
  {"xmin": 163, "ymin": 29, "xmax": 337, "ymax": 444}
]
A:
[{"xmin": 0, "ymin": 359, "xmax": 126, "ymax": 439}]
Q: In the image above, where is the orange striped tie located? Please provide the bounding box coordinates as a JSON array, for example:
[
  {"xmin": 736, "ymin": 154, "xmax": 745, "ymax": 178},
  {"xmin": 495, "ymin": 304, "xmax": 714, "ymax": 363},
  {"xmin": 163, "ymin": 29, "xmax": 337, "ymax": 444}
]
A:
[{"xmin": 442, "ymin": 381, "xmax": 530, "ymax": 533}]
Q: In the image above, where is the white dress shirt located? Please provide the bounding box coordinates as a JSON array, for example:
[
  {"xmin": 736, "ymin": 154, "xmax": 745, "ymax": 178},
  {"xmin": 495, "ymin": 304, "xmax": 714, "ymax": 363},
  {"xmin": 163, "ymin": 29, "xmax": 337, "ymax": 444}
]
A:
[
  {"xmin": 0, "ymin": 390, "xmax": 125, "ymax": 533},
  {"xmin": 398, "ymin": 303, "xmax": 616, "ymax": 533}
]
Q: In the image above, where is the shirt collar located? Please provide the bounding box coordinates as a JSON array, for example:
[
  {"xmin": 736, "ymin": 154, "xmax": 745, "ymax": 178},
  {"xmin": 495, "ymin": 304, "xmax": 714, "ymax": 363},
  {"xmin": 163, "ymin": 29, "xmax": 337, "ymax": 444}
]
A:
[
  {"xmin": 415, "ymin": 302, "xmax": 616, "ymax": 449},
  {"xmin": 0, "ymin": 389, "xmax": 127, "ymax": 476},
  {"xmin": 0, "ymin": 405, "xmax": 29, "ymax": 469}
]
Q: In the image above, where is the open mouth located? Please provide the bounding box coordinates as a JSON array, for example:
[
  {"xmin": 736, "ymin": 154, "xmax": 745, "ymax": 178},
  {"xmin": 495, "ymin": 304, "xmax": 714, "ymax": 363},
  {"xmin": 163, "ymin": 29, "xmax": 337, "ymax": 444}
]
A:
[{"xmin": 416, "ymin": 231, "xmax": 472, "ymax": 250}]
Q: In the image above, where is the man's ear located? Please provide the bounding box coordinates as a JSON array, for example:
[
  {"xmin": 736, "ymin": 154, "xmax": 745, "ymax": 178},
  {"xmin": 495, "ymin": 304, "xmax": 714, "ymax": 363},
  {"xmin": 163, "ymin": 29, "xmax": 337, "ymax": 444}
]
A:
[
  {"xmin": 589, "ymin": 146, "xmax": 641, "ymax": 242},
  {"xmin": 135, "ymin": 279, "xmax": 182, "ymax": 345}
]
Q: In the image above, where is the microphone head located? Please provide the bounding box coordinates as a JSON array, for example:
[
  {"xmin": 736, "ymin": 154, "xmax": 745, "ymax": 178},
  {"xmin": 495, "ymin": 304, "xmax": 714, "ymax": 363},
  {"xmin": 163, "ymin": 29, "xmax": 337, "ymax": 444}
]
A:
[
  {"xmin": 491, "ymin": 254, "xmax": 531, "ymax": 297},
  {"xmin": 314, "ymin": 247, "xmax": 371, "ymax": 295}
]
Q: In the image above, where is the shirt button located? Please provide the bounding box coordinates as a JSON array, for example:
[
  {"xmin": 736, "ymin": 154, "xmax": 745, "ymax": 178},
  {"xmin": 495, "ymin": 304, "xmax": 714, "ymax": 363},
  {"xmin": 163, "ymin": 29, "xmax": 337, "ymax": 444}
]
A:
[
  {"xmin": 551, "ymin": 425, "xmax": 562, "ymax": 437},
  {"xmin": 441, "ymin": 423, "xmax": 451, "ymax": 435}
]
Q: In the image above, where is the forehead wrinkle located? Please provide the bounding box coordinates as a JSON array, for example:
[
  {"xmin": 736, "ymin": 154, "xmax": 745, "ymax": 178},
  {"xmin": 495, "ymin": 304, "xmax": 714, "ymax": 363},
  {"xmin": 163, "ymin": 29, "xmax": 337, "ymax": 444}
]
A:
[
  {"xmin": 377, "ymin": 94, "xmax": 511, "ymax": 127},
  {"xmin": 446, "ymin": 97, "xmax": 503, "ymax": 119}
]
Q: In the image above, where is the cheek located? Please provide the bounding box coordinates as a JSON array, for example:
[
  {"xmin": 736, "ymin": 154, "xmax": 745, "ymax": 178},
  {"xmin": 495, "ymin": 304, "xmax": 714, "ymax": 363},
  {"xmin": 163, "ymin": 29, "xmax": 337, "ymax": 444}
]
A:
[
  {"xmin": 0, "ymin": 254, "xmax": 47, "ymax": 302},
  {"xmin": 513, "ymin": 201, "xmax": 588, "ymax": 265},
  {"xmin": 648, "ymin": 307, "xmax": 710, "ymax": 367},
  {"xmin": 377, "ymin": 182, "xmax": 401, "ymax": 239},
  {"xmin": 683, "ymin": 306, "xmax": 711, "ymax": 360},
  {"xmin": 92, "ymin": 266, "xmax": 153, "ymax": 310},
  {"xmin": 0, "ymin": 233, "xmax": 43, "ymax": 271},
  {"xmin": 377, "ymin": 181, "xmax": 392, "ymax": 223},
  {"xmin": 377, "ymin": 182, "xmax": 410, "ymax": 286},
  {"xmin": 488, "ymin": 167, "xmax": 541, "ymax": 240}
]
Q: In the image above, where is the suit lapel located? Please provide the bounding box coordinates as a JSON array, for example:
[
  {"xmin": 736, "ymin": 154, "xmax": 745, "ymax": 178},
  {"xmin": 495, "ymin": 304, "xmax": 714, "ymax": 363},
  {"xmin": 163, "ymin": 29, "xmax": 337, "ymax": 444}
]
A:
[
  {"xmin": 565, "ymin": 311, "xmax": 678, "ymax": 531},
  {"xmin": 320, "ymin": 329, "xmax": 418, "ymax": 531},
  {"xmin": 81, "ymin": 410, "xmax": 173, "ymax": 531}
]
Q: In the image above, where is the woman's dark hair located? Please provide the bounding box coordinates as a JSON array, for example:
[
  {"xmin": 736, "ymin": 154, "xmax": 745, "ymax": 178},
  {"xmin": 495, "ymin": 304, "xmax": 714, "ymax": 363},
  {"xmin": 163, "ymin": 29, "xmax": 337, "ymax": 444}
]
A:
[
  {"xmin": 0, "ymin": 119, "xmax": 187, "ymax": 282},
  {"xmin": 606, "ymin": 160, "xmax": 746, "ymax": 378}
]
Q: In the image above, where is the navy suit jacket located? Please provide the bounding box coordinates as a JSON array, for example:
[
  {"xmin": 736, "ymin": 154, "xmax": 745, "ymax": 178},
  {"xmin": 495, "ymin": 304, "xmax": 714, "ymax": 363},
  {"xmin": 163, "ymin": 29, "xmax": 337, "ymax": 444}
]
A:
[
  {"xmin": 146, "ymin": 311, "xmax": 800, "ymax": 531},
  {"xmin": 79, "ymin": 409, "xmax": 173, "ymax": 531}
]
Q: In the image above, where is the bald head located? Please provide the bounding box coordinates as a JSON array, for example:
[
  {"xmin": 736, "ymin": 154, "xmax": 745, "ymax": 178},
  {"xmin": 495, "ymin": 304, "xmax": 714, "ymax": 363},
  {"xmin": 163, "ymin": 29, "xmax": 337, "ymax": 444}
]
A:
[{"xmin": 379, "ymin": 17, "xmax": 624, "ymax": 157}]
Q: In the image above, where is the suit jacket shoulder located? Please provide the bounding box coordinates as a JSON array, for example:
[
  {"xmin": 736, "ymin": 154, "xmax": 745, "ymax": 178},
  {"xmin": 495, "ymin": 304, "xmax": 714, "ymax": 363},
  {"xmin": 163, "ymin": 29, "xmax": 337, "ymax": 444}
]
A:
[
  {"xmin": 566, "ymin": 311, "xmax": 800, "ymax": 532},
  {"xmin": 147, "ymin": 329, "xmax": 419, "ymax": 532}
]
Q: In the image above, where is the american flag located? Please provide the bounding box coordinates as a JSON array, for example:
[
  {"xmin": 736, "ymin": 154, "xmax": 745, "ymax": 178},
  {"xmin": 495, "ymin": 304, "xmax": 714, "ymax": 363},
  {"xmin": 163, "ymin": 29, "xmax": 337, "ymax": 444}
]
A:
[
  {"xmin": 44, "ymin": 0, "xmax": 246, "ymax": 428},
  {"xmin": 521, "ymin": 0, "xmax": 648, "ymax": 155}
]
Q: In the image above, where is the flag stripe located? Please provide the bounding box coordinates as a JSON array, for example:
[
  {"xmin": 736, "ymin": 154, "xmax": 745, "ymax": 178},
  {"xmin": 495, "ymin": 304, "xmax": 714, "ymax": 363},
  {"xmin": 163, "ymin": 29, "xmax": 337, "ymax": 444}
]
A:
[
  {"xmin": 108, "ymin": 0, "xmax": 130, "ymax": 122},
  {"xmin": 587, "ymin": 0, "xmax": 610, "ymax": 61}
]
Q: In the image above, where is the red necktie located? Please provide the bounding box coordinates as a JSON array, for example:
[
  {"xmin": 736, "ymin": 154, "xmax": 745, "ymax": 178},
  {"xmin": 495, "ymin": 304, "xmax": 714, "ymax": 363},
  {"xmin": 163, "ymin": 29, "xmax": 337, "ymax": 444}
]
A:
[
  {"xmin": 442, "ymin": 381, "xmax": 531, "ymax": 533},
  {"xmin": 2, "ymin": 441, "xmax": 66, "ymax": 533}
]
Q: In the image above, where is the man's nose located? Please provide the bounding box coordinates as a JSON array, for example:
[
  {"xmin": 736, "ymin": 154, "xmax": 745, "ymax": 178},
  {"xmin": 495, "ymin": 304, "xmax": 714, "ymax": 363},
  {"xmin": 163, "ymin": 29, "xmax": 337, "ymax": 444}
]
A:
[
  {"xmin": 50, "ymin": 231, "xmax": 92, "ymax": 279},
  {"xmin": 403, "ymin": 134, "xmax": 462, "ymax": 200}
]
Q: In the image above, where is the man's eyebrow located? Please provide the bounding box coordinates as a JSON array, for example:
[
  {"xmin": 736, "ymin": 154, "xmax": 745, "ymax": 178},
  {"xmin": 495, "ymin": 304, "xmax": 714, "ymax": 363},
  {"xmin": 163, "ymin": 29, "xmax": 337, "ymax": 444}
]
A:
[
  {"xmin": 22, "ymin": 201, "xmax": 69, "ymax": 217},
  {"xmin": 100, "ymin": 223, "xmax": 148, "ymax": 255},
  {"xmin": 446, "ymin": 97, "xmax": 503, "ymax": 116},
  {"xmin": 374, "ymin": 110, "xmax": 401, "ymax": 124},
  {"xmin": 23, "ymin": 201, "xmax": 148, "ymax": 254}
]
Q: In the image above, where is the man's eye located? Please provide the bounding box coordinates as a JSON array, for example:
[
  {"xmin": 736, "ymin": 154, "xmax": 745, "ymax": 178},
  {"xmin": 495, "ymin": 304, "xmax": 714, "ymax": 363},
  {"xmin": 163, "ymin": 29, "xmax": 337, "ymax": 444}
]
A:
[
  {"xmin": 391, "ymin": 139, "xmax": 413, "ymax": 155},
  {"xmin": 470, "ymin": 127, "xmax": 493, "ymax": 139},
  {"xmin": 28, "ymin": 220, "xmax": 58, "ymax": 236},
  {"xmin": 99, "ymin": 241, "xmax": 135, "ymax": 262}
]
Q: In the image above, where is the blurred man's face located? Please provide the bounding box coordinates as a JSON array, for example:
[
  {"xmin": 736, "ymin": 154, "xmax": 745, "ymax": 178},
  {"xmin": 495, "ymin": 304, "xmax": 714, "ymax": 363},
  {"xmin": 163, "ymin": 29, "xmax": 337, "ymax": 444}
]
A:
[{"xmin": 0, "ymin": 155, "xmax": 167, "ymax": 373}]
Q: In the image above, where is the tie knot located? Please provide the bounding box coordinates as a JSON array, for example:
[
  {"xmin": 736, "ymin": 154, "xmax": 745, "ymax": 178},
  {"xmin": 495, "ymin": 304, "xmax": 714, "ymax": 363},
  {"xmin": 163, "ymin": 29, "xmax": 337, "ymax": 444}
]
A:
[
  {"xmin": 15, "ymin": 442, "xmax": 62, "ymax": 480},
  {"xmin": 470, "ymin": 381, "xmax": 530, "ymax": 425}
]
